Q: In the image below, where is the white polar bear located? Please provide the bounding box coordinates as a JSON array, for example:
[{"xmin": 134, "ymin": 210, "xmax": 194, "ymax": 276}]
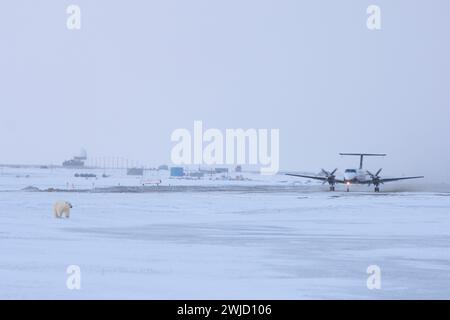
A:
[{"xmin": 54, "ymin": 201, "xmax": 72, "ymax": 219}]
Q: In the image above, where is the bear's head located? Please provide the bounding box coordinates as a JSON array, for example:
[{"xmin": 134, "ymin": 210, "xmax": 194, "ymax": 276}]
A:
[{"xmin": 67, "ymin": 202, "xmax": 73, "ymax": 208}]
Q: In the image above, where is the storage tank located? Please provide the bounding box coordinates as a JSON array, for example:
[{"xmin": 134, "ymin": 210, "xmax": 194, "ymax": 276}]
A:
[{"xmin": 170, "ymin": 167, "xmax": 184, "ymax": 177}]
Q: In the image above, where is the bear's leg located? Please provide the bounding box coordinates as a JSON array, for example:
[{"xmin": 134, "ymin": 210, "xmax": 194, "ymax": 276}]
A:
[
  {"xmin": 54, "ymin": 207, "xmax": 61, "ymax": 218},
  {"xmin": 64, "ymin": 207, "xmax": 70, "ymax": 218}
]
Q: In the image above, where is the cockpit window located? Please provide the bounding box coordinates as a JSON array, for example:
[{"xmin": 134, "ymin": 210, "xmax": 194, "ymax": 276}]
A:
[{"xmin": 345, "ymin": 169, "xmax": 357, "ymax": 173}]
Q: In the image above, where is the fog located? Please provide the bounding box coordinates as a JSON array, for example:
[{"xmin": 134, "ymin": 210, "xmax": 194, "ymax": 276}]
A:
[{"xmin": 0, "ymin": 0, "xmax": 449, "ymax": 181}]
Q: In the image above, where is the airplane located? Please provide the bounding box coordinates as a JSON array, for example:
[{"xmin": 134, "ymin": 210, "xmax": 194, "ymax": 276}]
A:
[{"xmin": 286, "ymin": 153, "xmax": 424, "ymax": 192}]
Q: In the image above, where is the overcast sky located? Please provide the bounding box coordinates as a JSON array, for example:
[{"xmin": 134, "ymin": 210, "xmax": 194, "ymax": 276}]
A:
[{"xmin": 0, "ymin": 0, "xmax": 449, "ymax": 180}]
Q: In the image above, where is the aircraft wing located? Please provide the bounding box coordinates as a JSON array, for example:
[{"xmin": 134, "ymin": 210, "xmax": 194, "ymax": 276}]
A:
[
  {"xmin": 285, "ymin": 173, "xmax": 345, "ymax": 184},
  {"xmin": 378, "ymin": 176, "xmax": 424, "ymax": 183}
]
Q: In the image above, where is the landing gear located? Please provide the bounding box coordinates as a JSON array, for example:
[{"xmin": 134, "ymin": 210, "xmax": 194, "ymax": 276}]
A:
[
  {"xmin": 374, "ymin": 186, "xmax": 380, "ymax": 192},
  {"xmin": 346, "ymin": 185, "xmax": 350, "ymax": 192},
  {"xmin": 330, "ymin": 185, "xmax": 335, "ymax": 191}
]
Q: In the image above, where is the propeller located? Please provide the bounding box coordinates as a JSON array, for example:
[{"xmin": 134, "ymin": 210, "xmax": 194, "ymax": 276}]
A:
[
  {"xmin": 320, "ymin": 168, "xmax": 338, "ymax": 186},
  {"xmin": 367, "ymin": 168, "xmax": 383, "ymax": 186}
]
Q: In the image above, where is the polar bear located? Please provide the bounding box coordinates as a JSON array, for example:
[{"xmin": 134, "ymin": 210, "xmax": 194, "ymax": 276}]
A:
[{"xmin": 54, "ymin": 201, "xmax": 72, "ymax": 219}]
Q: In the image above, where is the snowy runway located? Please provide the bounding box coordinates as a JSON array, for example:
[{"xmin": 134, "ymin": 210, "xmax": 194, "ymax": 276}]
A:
[{"xmin": 1, "ymin": 190, "xmax": 449, "ymax": 299}]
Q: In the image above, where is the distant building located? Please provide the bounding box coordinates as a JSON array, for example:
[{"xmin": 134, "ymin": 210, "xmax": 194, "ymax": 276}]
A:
[
  {"xmin": 215, "ymin": 168, "xmax": 229, "ymax": 174},
  {"xmin": 170, "ymin": 167, "xmax": 184, "ymax": 177},
  {"xmin": 235, "ymin": 165, "xmax": 242, "ymax": 172},
  {"xmin": 189, "ymin": 171, "xmax": 204, "ymax": 178},
  {"xmin": 62, "ymin": 159, "xmax": 85, "ymax": 168},
  {"xmin": 158, "ymin": 164, "xmax": 169, "ymax": 171},
  {"xmin": 62, "ymin": 148, "xmax": 87, "ymax": 168},
  {"xmin": 199, "ymin": 168, "xmax": 214, "ymax": 175},
  {"xmin": 127, "ymin": 168, "xmax": 144, "ymax": 176},
  {"xmin": 74, "ymin": 148, "xmax": 87, "ymax": 161},
  {"xmin": 74, "ymin": 173, "xmax": 96, "ymax": 178}
]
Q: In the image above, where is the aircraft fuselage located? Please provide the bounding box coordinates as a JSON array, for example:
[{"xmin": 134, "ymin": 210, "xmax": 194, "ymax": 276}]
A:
[{"xmin": 343, "ymin": 168, "xmax": 370, "ymax": 184}]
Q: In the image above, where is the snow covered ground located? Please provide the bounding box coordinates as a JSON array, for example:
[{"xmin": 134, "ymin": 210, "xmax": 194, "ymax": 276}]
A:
[{"xmin": 1, "ymin": 167, "xmax": 450, "ymax": 299}]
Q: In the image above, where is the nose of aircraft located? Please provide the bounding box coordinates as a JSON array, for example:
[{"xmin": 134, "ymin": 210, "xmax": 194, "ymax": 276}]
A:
[{"xmin": 344, "ymin": 169, "xmax": 357, "ymax": 181}]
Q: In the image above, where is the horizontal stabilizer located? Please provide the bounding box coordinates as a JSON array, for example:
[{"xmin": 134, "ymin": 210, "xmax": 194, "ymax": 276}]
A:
[
  {"xmin": 339, "ymin": 153, "xmax": 386, "ymax": 169},
  {"xmin": 339, "ymin": 153, "xmax": 386, "ymax": 156}
]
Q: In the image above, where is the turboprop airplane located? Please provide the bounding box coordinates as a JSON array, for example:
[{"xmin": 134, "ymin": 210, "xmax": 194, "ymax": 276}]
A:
[{"xmin": 286, "ymin": 153, "xmax": 424, "ymax": 192}]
